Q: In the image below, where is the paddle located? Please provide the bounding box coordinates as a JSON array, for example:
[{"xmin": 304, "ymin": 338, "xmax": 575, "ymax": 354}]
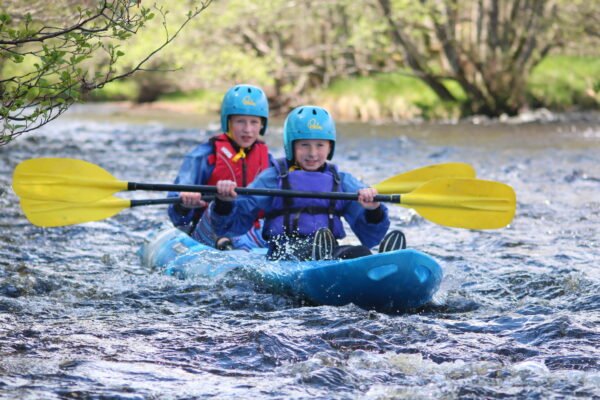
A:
[
  {"xmin": 17, "ymin": 178, "xmax": 515, "ymax": 229},
  {"xmin": 12, "ymin": 158, "xmax": 476, "ymax": 202},
  {"xmin": 19, "ymin": 196, "xmax": 181, "ymax": 228},
  {"xmin": 375, "ymin": 162, "xmax": 476, "ymax": 194}
]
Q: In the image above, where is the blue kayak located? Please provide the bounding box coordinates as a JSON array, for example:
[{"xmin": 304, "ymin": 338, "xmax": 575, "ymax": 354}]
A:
[{"xmin": 141, "ymin": 228, "xmax": 443, "ymax": 313}]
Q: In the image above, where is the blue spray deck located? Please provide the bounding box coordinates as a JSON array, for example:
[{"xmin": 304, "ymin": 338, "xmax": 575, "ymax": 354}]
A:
[{"xmin": 141, "ymin": 228, "xmax": 443, "ymax": 313}]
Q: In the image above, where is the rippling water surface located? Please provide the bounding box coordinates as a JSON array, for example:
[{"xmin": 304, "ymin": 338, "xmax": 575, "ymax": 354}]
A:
[{"xmin": 1, "ymin": 106, "xmax": 599, "ymax": 399}]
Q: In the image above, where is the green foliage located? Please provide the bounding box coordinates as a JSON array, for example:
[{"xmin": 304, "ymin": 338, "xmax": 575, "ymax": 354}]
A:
[
  {"xmin": 1, "ymin": 0, "xmax": 210, "ymax": 145},
  {"xmin": 127, "ymin": 0, "xmax": 400, "ymax": 101},
  {"xmin": 3, "ymin": 0, "xmax": 598, "ymax": 142},
  {"xmin": 162, "ymin": 0, "xmax": 598, "ymax": 117}
]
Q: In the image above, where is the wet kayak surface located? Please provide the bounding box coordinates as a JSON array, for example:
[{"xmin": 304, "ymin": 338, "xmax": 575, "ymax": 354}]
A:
[{"xmin": 1, "ymin": 106, "xmax": 599, "ymax": 398}]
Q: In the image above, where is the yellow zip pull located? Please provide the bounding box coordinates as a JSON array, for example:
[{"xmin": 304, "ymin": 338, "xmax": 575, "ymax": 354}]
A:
[{"xmin": 232, "ymin": 148, "xmax": 246, "ymax": 162}]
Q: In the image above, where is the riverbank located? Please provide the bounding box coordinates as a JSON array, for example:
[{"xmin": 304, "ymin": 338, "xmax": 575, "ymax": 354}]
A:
[
  {"xmin": 91, "ymin": 55, "xmax": 600, "ymax": 123},
  {"xmin": 67, "ymin": 101, "xmax": 600, "ymax": 131}
]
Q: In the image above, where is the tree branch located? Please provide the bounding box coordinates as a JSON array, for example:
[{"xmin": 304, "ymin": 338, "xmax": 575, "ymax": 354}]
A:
[{"xmin": 1, "ymin": 1, "xmax": 213, "ymax": 145}]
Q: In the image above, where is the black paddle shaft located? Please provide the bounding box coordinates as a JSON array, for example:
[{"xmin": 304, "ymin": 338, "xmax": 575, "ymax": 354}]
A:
[
  {"xmin": 130, "ymin": 196, "xmax": 215, "ymax": 208},
  {"xmin": 127, "ymin": 182, "xmax": 401, "ymax": 203}
]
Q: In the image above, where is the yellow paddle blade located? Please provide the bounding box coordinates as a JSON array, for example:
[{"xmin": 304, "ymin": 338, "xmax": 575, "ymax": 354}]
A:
[
  {"xmin": 13, "ymin": 158, "xmax": 128, "ymax": 202},
  {"xmin": 374, "ymin": 162, "xmax": 476, "ymax": 194},
  {"xmin": 19, "ymin": 197, "xmax": 131, "ymax": 227},
  {"xmin": 401, "ymin": 178, "xmax": 516, "ymax": 229}
]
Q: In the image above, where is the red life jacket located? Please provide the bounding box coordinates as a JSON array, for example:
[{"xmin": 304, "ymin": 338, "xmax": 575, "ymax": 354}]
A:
[{"xmin": 206, "ymin": 133, "xmax": 270, "ymax": 187}]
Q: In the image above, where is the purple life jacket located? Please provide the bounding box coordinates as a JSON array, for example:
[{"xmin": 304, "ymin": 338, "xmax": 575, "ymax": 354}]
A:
[{"xmin": 263, "ymin": 158, "xmax": 346, "ymax": 240}]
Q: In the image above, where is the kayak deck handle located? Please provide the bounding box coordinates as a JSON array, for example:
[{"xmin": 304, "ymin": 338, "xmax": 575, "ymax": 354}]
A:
[{"xmin": 367, "ymin": 264, "xmax": 399, "ymax": 281}]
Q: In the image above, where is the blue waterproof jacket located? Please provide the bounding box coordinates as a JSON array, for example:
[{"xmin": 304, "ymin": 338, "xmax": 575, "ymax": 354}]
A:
[
  {"xmin": 209, "ymin": 167, "xmax": 390, "ymax": 248},
  {"xmin": 167, "ymin": 142, "xmax": 214, "ymax": 228}
]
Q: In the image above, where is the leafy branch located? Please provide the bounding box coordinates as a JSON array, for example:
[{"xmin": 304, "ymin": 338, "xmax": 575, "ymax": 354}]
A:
[{"xmin": 0, "ymin": 0, "xmax": 212, "ymax": 145}]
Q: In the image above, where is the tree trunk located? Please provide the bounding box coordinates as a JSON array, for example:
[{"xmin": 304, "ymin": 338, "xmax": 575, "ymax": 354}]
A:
[
  {"xmin": 376, "ymin": 0, "xmax": 563, "ymax": 116},
  {"xmin": 377, "ymin": 0, "xmax": 457, "ymax": 102}
]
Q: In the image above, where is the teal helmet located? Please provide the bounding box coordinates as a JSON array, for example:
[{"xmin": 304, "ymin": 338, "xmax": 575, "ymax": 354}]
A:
[
  {"xmin": 220, "ymin": 84, "xmax": 269, "ymax": 135},
  {"xmin": 283, "ymin": 105, "xmax": 336, "ymax": 161}
]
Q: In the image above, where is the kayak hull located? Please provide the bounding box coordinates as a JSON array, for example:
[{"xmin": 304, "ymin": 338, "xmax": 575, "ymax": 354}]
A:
[{"xmin": 141, "ymin": 228, "xmax": 443, "ymax": 313}]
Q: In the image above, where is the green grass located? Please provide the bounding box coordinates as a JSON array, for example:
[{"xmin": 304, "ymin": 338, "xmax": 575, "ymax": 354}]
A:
[
  {"xmin": 88, "ymin": 82, "xmax": 222, "ymax": 113},
  {"xmin": 88, "ymin": 80, "xmax": 140, "ymax": 102},
  {"xmin": 527, "ymin": 55, "xmax": 600, "ymax": 110},
  {"xmin": 160, "ymin": 89, "xmax": 222, "ymax": 108},
  {"xmin": 318, "ymin": 72, "xmax": 466, "ymax": 120}
]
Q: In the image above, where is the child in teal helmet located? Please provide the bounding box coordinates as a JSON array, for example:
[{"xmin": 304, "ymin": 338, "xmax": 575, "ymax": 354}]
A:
[
  {"xmin": 208, "ymin": 105, "xmax": 405, "ymax": 261},
  {"xmin": 167, "ymin": 84, "xmax": 274, "ymax": 250}
]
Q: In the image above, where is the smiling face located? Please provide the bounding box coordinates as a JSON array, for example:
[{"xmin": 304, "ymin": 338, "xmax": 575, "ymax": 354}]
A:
[
  {"xmin": 228, "ymin": 115, "xmax": 263, "ymax": 148},
  {"xmin": 293, "ymin": 139, "xmax": 331, "ymax": 171}
]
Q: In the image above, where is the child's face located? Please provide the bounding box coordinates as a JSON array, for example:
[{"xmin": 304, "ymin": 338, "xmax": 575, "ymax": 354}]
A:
[
  {"xmin": 293, "ymin": 139, "xmax": 331, "ymax": 171},
  {"xmin": 228, "ymin": 115, "xmax": 262, "ymax": 148}
]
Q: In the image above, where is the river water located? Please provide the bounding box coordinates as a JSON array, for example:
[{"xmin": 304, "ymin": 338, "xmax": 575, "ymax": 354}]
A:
[{"xmin": 1, "ymin": 105, "xmax": 599, "ymax": 399}]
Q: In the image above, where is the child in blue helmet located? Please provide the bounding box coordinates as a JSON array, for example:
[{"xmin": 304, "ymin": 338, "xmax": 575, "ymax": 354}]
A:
[
  {"xmin": 208, "ymin": 105, "xmax": 405, "ymax": 260},
  {"xmin": 167, "ymin": 84, "xmax": 274, "ymax": 250}
]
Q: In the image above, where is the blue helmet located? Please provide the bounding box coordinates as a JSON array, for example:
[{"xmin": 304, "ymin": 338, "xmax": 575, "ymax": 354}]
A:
[
  {"xmin": 283, "ymin": 105, "xmax": 336, "ymax": 161},
  {"xmin": 220, "ymin": 84, "xmax": 269, "ymax": 135}
]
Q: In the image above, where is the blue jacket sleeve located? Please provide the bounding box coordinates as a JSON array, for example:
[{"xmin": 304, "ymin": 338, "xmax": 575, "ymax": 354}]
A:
[
  {"xmin": 167, "ymin": 143, "xmax": 215, "ymax": 227},
  {"xmin": 209, "ymin": 168, "xmax": 279, "ymax": 236},
  {"xmin": 338, "ymin": 172, "xmax": 390, "ymax": 248}
]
